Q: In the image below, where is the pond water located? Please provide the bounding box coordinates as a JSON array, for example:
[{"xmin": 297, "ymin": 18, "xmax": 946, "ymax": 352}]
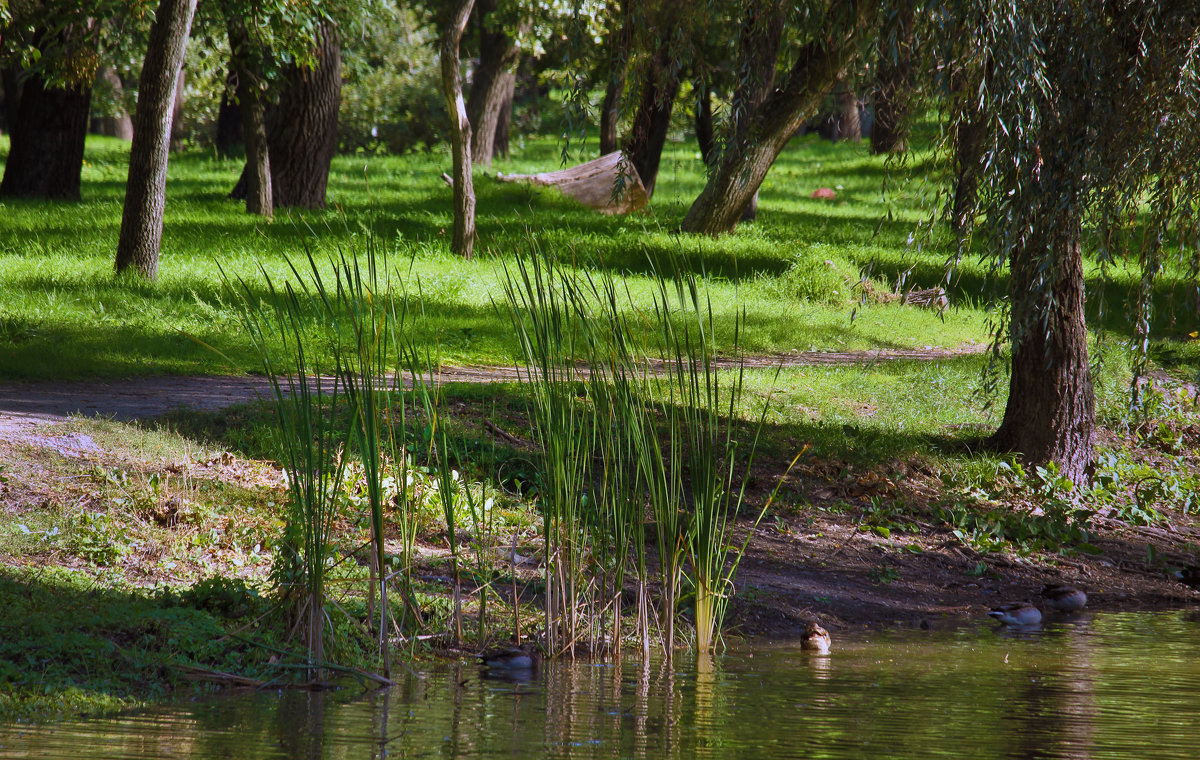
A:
[{"xmin": 4, "ymin": 611, "xmax": 1200, "ymax": 759}]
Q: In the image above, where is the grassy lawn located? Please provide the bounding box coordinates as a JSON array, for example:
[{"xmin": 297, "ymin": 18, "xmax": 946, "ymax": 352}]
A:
[{"xmin": 0, "ymin": 133, "xmax": 996, "ymax": 380}]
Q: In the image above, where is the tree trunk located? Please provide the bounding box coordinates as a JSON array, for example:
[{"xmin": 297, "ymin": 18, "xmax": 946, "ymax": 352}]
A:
[
  {"xmin": 492, "ymin": 71, "xmax": 515, "ymax": 159},
  {"xmin": 170, "ymin": 68, "xmax": 187, "ymax": 150},
  {"xmin": 442, "ymin": 0, "xmax": 476, "ymax": 258},
  {"xmin": 268, "ymin": 23, "xmax": 341, "ymax": 208},
  {"xmin": 625, "ymin": 37, "xmax": 680, "ymax": 199},
  {"xmin": 990, "ymin": 220, "xmax": 1095, "ymax": 486},
  {"xmin": 694, "ymin": 79, "xmax": 715, "ymax": 165},
  {"xmin": 1, "ymin": 67, "xmax": 22, "ymax": 134},
  {"xmin": 832, "ymin": 75, "xmax": 861, "ymax": 141},
  {"xmin": 215, "ymin": 67, "xmax": 244, "ymax": 156},
  {"xmin": 598, "ymin": 0, "xmax": 633, "ymax": 156},
  {"xmin": 732, "ymin": 1, "xmax": 789, "ymax": 222},
  {"xmin": 227, "ymin": 19, "xmax": 271, "ymax": 216},
  {"xmin": 870, "ymin": 0, "xmax": 914, "ymax": 154},
  {"xmin": 682, "ymin": 1, "xmax": 873, "ymax": 234},
  {"xmin": 92, "ymin": 66, "xmax": 133, "ymax": 140},
  {"xmin": 114, "ymin": 0, "xmax": 198, "ymax": 279},
  {"xmin": 466, "ymin": 0, "xmax": 521, "ymax": 167},
  {"xmin": 950, "ymin": 66, "xmax": 985, "ymax": 235},
  {"xmin": 0, "ymin": 72, "xmax": 92, "ymax": 200}
]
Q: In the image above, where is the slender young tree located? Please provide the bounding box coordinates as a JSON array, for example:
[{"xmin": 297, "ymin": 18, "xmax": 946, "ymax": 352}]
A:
[
  {"xmin": 681, "ymin": 0, "xmax": 874, "ymax": 234},
  {"xmin": 114, "ymin": 0, "xmax": 198, "ymax": 279},
  {"xmin": 441, "ymin": 0, "xmax": 476, "ymax": 258},
  {"xmin": 226, "ymin": 13, "xmax": 271, "ymax": 216}
]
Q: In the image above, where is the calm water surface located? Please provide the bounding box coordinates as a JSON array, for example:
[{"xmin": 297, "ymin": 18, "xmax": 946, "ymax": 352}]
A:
[{"xmin": 4, "ymin": 611, "xmax": 1200, "ymax": 759}]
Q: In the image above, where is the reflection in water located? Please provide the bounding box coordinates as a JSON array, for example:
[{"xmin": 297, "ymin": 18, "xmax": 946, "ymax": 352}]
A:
[{"xmin": 4, "ymin": 611, "xmax": 1200, "ymax": 759}]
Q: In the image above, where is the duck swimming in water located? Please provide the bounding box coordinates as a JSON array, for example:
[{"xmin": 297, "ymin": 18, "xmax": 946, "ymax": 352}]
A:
[
  {"xmin": 987, "ymin": 602, "xmax": 1042, "ymax": 627},
  {"xmin": 479, "ymin": 644, "xmax": 542, "ymax": 673},
  {"xmin": 801, "ymin": 622, "xmax": 831, "ymax": 654},
  {"xmin": 1040, "ymin": 583, "xmax": 1087, "ymax": 612}
]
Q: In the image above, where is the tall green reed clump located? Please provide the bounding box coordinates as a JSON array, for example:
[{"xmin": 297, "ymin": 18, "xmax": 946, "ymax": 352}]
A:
[
  {"xmin": 504, "ymin": 247, "xmax": 774, "ymax": 658},
  {"xmin": 502, "ymin": 252, "xmax": 597, "ymax": 656},
  {"xmin": 325, "ymin": 242, "xmax": 428, "ymax": 674},
  {"xmin": 648, "ymin": 268, "xmax": 769, "ymax": 653},
  {"xmin": 231, "ymin": 267, "xmax": 349, "ymax": 681}
]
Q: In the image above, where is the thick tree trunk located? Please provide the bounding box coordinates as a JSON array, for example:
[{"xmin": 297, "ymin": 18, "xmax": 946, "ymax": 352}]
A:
[
  {"xmin": 215, "ymin": 68, "xmax": 243, "ymax": 156},
  {"xmin": 598, "ymin": 0, "xmax": 633, "ymax": 156},
  {"xmin": 114, "ymin": 0, "xmax": 198, "ymax": 279},
  {"xmin": 466, "ymin": 0, "xmax": 521, "ymax": 166},
  {"xmin": 270, "ymin": 23, "xmax": 341, "ymax": 208},
  {"xmin": 92, "ymin": 67, "xmax": 134, "ymax": 140},
  {"xmin": 1, "ymin": 68, "xmax": 21, "ymax": 133},
  {"xmin": 625, "ymin": 38, "xmax": 680, "ymax": 199},
  {"xmin": 0, "ymin": 72, "xmax": 91, "ymax": 200},
  {"xmin": 732, "ymin": 1, "xmax": 789, "ymax": 222},
  {"xmin": 682, "ymin": 1, "xmax": 872, "ymax": 234},
  {"xmin": 492, "ymin": 71, "xmax": 515, "ymax": 159},
  {"xmin": 990, "ymin": 221, "xmax": 1095, "ymax": 486},
  {"xmin": 227, "ymin": 19, "xmax": 271, "ymax": 216},
  {"xmin": 870, "ymin": 0, "xmax": 914, "ymax": 154},
  {"xmin": 442, "ymin": 0, "xmax": 476, "ymax": 258}
]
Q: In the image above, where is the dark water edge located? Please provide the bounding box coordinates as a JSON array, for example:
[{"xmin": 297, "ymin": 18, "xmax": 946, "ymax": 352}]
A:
[{"xmin": 4, "ymin": 610, "xmax": 1200, "ymax": 759}]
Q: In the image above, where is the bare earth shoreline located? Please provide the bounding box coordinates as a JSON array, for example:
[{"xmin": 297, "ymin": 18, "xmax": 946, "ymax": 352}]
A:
[{"xmin": 3, "ymin": 347, "xmax": 1197, "ymax": 643}]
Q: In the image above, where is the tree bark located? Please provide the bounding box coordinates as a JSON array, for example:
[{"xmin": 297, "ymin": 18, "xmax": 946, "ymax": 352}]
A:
[
  {"xmin": 215, "ymin": 67, "xmax": 244, "ymax": 156},
  {"xmin": 269, "ymin": 23, "xmax": 341, "ymax": 208},
  {"xmin": 625, "ymin": 36, "xmax": 680, "ymax": 199},
  {"xmin": 92, "ymin": 66, "xmax": 133, "ymax": 140},
  {"xmin": 466, "ymin": 0, "xmax": 521, "ymax": 166},
  {"xmin": 870, "ymin": 0, "xmax": 914, "ymax": 154},
  {"xmin": 442, "ymin": 0, "xmax": 476, "ymax": 258},
  {"xmin": 598, "ymin": 0, "xmax": 633, "ymax": 156},
  {"xmin": 950, "ymin": 66, "xmax": 985, "ymax": 235},
  {"xmin": 990, "ymin": 220, "xmax": 1095, "ymax": 486},
  {"xmin": 114, "ymin": 0, "xmax": 198, "ymax": 279},
  {"xmin": 227, "ymin": 18, "xmax": 271, "ymax": 216},
  {"xmin": 170, "ymin": 68, "xmax": 187, "ymax": 150},
  {"xmin": 731, "ymin": 0, "xmax": 789, "ymax": 222},
  {"xmin": 0, "ymin": 68, "xmax": 20, "ymax": 134},
  {"xmin": 0, "ymin": 71, "xmax": 91, "ymax": 200},
  {"xmin": 492, "ymin": 71, "xmax": 515, "ymax": 159},
  {"xmin": 832, "ymin": 75, "xmax": 861, "ymax": 141},
  {"xmin": 682, "ymin": 1, "xmax": 873, "ymax": 234}
]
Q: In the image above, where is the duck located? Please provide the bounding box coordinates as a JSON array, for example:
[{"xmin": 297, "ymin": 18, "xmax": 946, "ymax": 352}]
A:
[
  {"xmin": 987, "ymin": 602, "xmax": 1042, "ymax": 627},
  {"xmin": 1172, "ymin": 566, "xmax": 1200, "ymax": 590},
  {"xmin": 800, "ymin": 622, "xmax": 831, "ymax": 654},
  {"xmin": 1040, "ymin": 583, "xmax": 1087, "ymax": 612},
  {"xmin": 479, "ymin": 644, "xmax": 542, "ymax": 673}
]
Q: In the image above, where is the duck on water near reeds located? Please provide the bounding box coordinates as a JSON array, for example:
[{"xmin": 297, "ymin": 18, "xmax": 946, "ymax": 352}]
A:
[
  {"xmin": 479, "ymin": 644, "xmax": 543, "ymax": 674},
  {"xmin": 987, "ymin": 602, "xmax": 1042, "ymax": 627},
  {"xmin": 801, "ymin": 622, "xmax": 831, "ymax": 654},
  {"xmin": 1040, "ymin": 583, "xmax": 1088, "ymax": 613}
]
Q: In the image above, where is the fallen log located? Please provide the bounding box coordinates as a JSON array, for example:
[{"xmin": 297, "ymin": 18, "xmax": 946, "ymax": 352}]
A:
[{"xmin": 495, "ymin": 151, "xmax": 648, "ymax": 214}]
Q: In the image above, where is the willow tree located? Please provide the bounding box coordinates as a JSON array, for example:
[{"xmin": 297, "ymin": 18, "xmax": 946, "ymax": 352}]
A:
[
  {"xmin": 680, "ymin": 0, "xmax": 875, "ymax": 233},
  {"xmin": 944, "ymin": 0, "xmax": 1200, "ymax": 484}
]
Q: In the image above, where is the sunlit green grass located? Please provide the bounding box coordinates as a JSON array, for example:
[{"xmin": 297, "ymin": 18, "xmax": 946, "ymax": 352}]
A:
[{"xmin": 0, "ymin": 133, "xmax": 994, "ymax": 380}]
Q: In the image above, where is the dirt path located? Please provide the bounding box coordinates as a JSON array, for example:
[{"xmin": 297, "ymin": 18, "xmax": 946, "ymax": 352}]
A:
[{"xmin": 0, "ymin": 346, "xmax": 984, "ymax": 433}]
